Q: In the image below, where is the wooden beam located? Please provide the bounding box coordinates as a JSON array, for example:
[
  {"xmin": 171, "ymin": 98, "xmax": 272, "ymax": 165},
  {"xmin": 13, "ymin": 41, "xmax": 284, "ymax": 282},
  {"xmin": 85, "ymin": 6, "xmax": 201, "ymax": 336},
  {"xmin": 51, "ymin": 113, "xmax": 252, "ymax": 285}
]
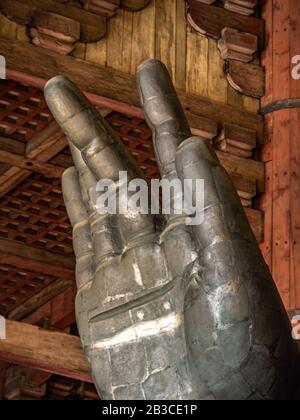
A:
[
  {"xmin": 0, "ymin": 109, "xmax": 110, "ymax": 198},
  {"xmin": 0, "ymin": 319, "xmax": 92, "ymax": 383},
  {"xmin": 245, "ymin": 208, "xmax": 263, "ymax": 244},
  {"xmin": 0, "ymin": 144, "xmax": 265, "ymax": 192},
  {"xmin": 0, "ymin": 167, "xmax": 31, "ymax": 199},
  {"xmin": 1, "ymin": 38, "xmax": 264, "ymax": 141},
  {"xmin": 217, "ymin": 150, "xmax": 264, "ymax": 193},
  {"xmin": 0, "ymin": 124, "xmax": 67, "ymax": 198},
  {"xmin": 0, "ymin": 149, "xmax": 65, "ymax": 178},
  {"xmin": 0, "ymin": 137, "xmax": 25, "ymax": 155},
  {"xmin": 25, "ymin": 121, "xmax": 62, "ymax": 157},
  {"xmin": 7, "ymin": 279, "xmax": 74, "ymax": 321},
  {"xmin": 23, "ymin": 286, "xmax": 76, "ymax": 328},
  {"xmin": 0, "ymin": 239, "xmax": 75, "ymax": 280}
]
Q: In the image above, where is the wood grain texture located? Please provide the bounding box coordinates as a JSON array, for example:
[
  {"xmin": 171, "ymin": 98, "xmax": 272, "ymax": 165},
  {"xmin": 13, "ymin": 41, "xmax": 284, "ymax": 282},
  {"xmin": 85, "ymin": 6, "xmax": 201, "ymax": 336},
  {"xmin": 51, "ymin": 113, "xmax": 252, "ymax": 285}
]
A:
[
  {"xmin": 221, "ymin": 0, "xmax": 258, "ymax": 16},
  {"xmin": 271, "ymin": 0, "xmax": 291, "ymax": 308},
  {"xmin": 225, "ymin": 60, "xmax": 265, "ymax": 98},
  {"xmin": 186, "ymin": 30, "xmax": 208, "ymax": 97},
  {"xmin": 208, "ymin": 38, "xmax": 227, "ymax": 103},
  {"xmin": 7, "ymin": 278, "xmax": 74, "ymax": 321},
  {"xmin": 260, "ymin": 0, "xmax": 300, "ymax": 310},
  {"xmin": 218, "ymin": 27, "xmax": 258, "ymax": 63},
  {"xmin": 121, "ymin": 0, "xmax": 151, "ymax": 11},
  {"xmin": 130, "ymin": 0, "xmax": 155, "ymax": 74},
  {"xmin": 23, "ymin": 286, "xmax": 76, "ymax": 328},
  {"xmin": 0, "ymin": 0, "xmax": 107, "ymax": 43},
  {"xmin": 0, "ymin": 1, "xmax": 261, "ymax": 113},
  {"xmin": 0, "ymin": 239, "xmax": 75, "ymax": 280},
  {"xmin": 0, "ymin": 125, "xmax": 67, "ymax": 198},
  {"xmin": 0, "ymin": 150, "xmax": 65, "ymax": 178},
  {"xmin": 1, "ymin": 38, "xmax": 263, "ymax": 139},
  {"xmin": 187, "ymin": 1, "xmax": 264, "ymax": 47},
  {"xmin": 0, "ymin": 320, "xmax": 92, "ymax": 383},
  {"xmin": 290, "ymin": 0, "xmax": 300, "ymax": 310}
]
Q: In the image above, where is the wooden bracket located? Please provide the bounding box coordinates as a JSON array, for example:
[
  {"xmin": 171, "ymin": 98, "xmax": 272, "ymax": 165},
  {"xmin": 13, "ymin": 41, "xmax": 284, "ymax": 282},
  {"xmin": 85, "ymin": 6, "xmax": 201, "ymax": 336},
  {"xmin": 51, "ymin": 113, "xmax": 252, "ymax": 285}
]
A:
[
  {"xmin": 81, "ymin": 0, "xmax": 120, "ymax": 17},
  {"xmin": 187, "ymin": 1, "xmax": 264, "ymax": 45},
  {"xmin": 187, "ymin": 1, "xmax": 265, "ymax": 98},
  {"xmin": 221, "ymin": 0, "xmax": 258, "ymax": 16},
  {"xmin": 120, "ymin": 0, "xmax": 151, "ymax": 11},
  {"xmin": 30, "ymin": 10, "xmax": 81, "ymax": 55},
  {"xmin": 193, "ymin": 0, "xmax": 258, "ymax": 16},
  {"xmin": 218, "ymin": 27, "xmax": 258, "ymax": 63},
  {"xmin": 214, "ymin": 122, "xmax": 257, "ymax": 159},
  {"xmin": 225, "ymin": 60, "xmax": 265, "ymax": 99},
  {"xmin": 0, "ymin": 0, "xmax": 151, "ymax": 55}
]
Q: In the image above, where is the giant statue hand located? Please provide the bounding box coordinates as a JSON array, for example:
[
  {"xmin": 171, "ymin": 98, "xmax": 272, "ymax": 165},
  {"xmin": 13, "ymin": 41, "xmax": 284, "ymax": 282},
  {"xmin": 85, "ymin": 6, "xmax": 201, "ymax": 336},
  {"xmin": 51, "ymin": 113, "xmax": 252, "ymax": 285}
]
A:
[{"xmin": 44, "ymin": 60, "xmax": 300, "ymax": 400}]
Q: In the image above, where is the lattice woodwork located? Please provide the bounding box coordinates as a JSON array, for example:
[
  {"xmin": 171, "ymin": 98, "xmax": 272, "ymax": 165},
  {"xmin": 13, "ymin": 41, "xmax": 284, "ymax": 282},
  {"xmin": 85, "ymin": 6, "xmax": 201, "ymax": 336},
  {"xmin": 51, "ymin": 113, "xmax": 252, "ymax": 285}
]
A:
[
  {"xmin": 0, "ymin": 263, "xmax": 57, "ymax": 316},
  {"xmin": 0, "ymin": 80, "xmax": 53, "ymax": 144},
  {"xmin": 106, "ymin": 111, "xmax": 159, "ymax": 179},
  {"xmin": 49, "ymin": 111, "xmax": 159, "ymax": 178},
  {"xmin": 0, "ymin": 173, "xmax": 73, "ymax": 256}
]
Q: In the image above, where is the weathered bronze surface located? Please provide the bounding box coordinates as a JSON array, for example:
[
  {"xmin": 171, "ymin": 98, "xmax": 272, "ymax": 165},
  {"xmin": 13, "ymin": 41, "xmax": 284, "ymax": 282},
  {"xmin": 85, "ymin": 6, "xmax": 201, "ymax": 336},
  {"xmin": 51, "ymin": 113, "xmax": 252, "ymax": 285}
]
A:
[{"xmin": 44, "ymin": 60, "xmax": 300, "ymax": 400}]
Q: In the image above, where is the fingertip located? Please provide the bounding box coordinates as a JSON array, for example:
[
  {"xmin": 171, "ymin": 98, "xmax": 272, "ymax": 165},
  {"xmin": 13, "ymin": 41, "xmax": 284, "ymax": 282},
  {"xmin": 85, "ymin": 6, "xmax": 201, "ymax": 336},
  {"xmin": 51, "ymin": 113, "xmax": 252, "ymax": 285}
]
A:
[
  {"xmin": 136, "ymin": 59, "xmax": 173, "ymax": 105},
  {"xmin": 44, "ymin": 75, "xmax": 89, "ymax": 127}
]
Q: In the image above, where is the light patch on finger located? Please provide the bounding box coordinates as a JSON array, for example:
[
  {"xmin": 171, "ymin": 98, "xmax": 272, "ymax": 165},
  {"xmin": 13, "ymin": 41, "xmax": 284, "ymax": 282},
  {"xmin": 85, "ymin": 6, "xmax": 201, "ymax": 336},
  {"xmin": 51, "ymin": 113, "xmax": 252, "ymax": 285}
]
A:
[
  {"xmin": 92, "ymin": 312, "xmax": 182, "ymax": 349},
  {"xmin": 133, "ymin": 262, "xmax": 143, "ymax": 287}
]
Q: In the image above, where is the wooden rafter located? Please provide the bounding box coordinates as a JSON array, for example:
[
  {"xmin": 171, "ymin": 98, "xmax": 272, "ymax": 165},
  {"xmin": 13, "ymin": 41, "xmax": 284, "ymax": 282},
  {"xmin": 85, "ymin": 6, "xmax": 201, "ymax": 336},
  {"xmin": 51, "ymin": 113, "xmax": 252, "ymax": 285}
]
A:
[
  {"xmin": 0, "ymin": 38, "xmax": 264, "ymax": 141},
  {"xmin": 23, "ymin": 286, "xmax": 76, "ymax": 329},
  {"xmin": 0, "ymin": 319, "xmax": 92, "ymax": 383},
  {"xmin": 0, "ymin": 130, "xmax": 67, "ymax": 198},
  {"xmin": 0, "ymin": 149, "xmax": 64, "ymax": 178},
  {"xmin": 0, "ymin": 105, "xmax": 111, "ymax": 198},
  {"xmin": 7, "ymin": 279, "xmax": 74, "ymax": 321},
  {"xmin": 0, "ymin": 239, "xmax": 75, "ymax": 280}
]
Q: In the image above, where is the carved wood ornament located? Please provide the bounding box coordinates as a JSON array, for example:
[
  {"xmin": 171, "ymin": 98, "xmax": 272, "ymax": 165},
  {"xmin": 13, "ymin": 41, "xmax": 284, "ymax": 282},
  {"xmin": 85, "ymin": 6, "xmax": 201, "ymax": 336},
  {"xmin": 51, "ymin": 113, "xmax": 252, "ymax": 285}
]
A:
[
  {"xmin": 187, "ymin": 0, "xmax": 265, "ymax": 98},
  {"xmin": 0, "ymin": 0, "xmax": 151, "ymax": 55}
]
